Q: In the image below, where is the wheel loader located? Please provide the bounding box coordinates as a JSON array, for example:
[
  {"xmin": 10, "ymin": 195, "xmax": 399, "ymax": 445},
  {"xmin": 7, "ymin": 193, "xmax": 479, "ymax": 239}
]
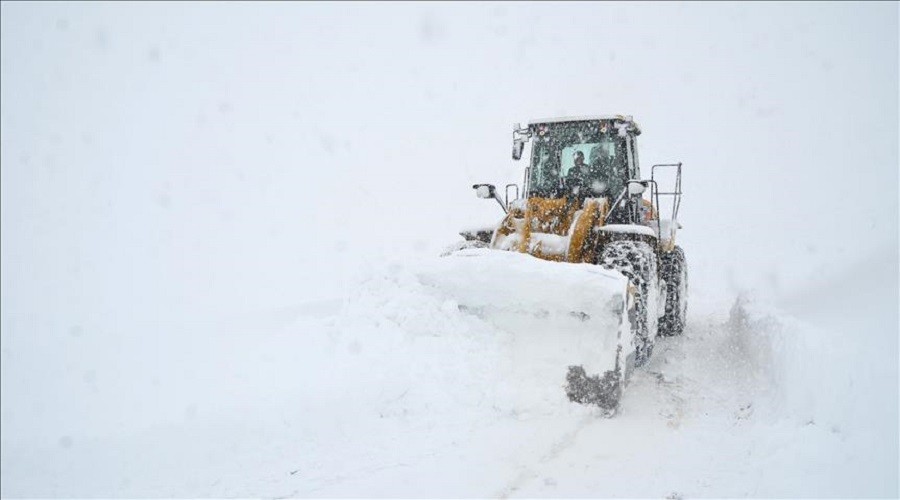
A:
[{"xmin": 434, "ymin": 115, "xmax": 687, "ymax": 415}]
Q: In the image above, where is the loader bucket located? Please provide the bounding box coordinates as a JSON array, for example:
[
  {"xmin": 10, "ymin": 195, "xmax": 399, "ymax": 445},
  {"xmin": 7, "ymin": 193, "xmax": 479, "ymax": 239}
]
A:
[{"xmin": 418, "ymin": 248, "xmax": 636, "ymax": 413}]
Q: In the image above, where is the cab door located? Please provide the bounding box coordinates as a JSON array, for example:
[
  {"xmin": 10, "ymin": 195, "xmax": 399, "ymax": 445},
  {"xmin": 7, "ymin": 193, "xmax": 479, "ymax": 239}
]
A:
[{"xmin": 626, "ymin": 134, "xmax": 640, "ymax": 180}]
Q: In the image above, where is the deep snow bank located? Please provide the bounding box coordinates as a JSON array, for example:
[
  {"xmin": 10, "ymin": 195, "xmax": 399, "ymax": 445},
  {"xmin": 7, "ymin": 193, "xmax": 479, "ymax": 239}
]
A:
[
  {"xmin": 309, "ymin": 253, "xmax": 898, "ymax": 497},
  {"xmin": 1, "ymin": 252, "xmax": 896, "ymax": 497},
  {"xmin": 327, "ymin": 253, "xmax": 622, "ymax": 419}
]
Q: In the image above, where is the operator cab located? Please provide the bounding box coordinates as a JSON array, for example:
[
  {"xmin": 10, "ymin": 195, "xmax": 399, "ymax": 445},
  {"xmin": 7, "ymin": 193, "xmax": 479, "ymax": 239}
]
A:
[{"xmin": 519, "ymin": 116, "xmax": 642, "ymax": 201}]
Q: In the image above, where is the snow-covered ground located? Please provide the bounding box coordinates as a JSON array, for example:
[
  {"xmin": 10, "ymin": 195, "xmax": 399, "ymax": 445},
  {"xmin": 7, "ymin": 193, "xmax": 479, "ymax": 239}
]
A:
[
  {"xmin": 2, "ymin": 250, "xmax": 896, "ymax": 497},
  {"xmin": 2, "ymin": 2, "xmax": 897, "ymax": 497}
]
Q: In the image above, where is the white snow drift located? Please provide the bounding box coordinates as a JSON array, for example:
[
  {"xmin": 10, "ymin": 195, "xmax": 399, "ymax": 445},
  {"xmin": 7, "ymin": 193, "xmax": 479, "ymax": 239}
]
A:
[{"xmin": 1, "ymin": 250, "xmax": 896, "ymax": 497}]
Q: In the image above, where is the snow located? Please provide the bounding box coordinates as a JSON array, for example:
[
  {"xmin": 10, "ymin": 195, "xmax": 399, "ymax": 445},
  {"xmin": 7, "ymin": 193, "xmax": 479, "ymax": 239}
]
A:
[
  {"xmin": 600, "ymin": 224, "xmax": 659, "ymax": 238},
  {"xmin": 2, "ymin": 254, "xmax": 894, "ymax": 497},
  {"xmin": 458, "ymin": 220, "xmax": 502, "ymax": 236},
  {"xmin": 1, "ymin": 2, "xmax": 897, "ymax": 498},
  {"xmin": 509, "ymin": 198, "xmax": 528, "ymax": 211},
  {"xmin": 419, "ymin": 248, "xmax": 631, "ymax": 378},
  {"xmin": 525, "ymin": 232, "xmax": 570, "ymax": 257},
  {"xmin": 527, "ymin": 115, "xmax": 639, "ymax": 136},
  {"xmin": 655, "ymin": 218, "xmax": 677, "ymax": 243}
]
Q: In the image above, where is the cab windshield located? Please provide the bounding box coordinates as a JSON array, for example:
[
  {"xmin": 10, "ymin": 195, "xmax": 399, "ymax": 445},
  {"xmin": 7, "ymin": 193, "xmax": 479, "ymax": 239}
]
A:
[{"xmin": 528, "ymin": 120, "xmax": 628, "ymax": 199}]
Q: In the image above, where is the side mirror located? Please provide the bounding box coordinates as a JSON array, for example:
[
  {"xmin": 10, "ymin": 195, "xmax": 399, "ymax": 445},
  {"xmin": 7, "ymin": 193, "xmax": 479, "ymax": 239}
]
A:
[
  {"xmin": 473, "ymin": 183, "xmax": 497, "ymax": 199},
  {"xmin": 512, "ymin": 139, "xmax": 525, "ymax": 161},
  {"xmin": 627, "ymin": 180, "xmax": 647, "ymax": 196},
  {"xmin": 473, "ymin": 183, "xmax": 508, "ymax": 213}
]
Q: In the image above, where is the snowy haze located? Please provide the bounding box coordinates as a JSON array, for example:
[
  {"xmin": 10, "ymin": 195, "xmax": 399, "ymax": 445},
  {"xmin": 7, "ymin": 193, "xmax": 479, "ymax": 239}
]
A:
[{"xmin": 1, "ymin": 2, "xmax": 898, "ymax": 497}]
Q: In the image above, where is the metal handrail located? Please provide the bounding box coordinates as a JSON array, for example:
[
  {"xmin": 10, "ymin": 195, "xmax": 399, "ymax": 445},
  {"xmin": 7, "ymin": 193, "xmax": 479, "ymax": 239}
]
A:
[
  {"xmin": 603, "ymin": 186, "xmax": 630, "ymax": 224},
  {"xmin": 651, "ymin": 163, "xmax": 683, "ymax": 231},
  {"xmin": 603, "ymin": 180, "xmax": 659, "ymax": 236},
  {"xmin": 505, "ymin": 183, "xmax": 519, "ymax": 209}
]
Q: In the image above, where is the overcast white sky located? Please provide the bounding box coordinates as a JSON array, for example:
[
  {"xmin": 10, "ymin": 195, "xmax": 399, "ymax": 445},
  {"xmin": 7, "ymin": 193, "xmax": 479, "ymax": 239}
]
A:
[{"xmin": 1, "ymin": 1, "xmax": 897, "ymax": 443}]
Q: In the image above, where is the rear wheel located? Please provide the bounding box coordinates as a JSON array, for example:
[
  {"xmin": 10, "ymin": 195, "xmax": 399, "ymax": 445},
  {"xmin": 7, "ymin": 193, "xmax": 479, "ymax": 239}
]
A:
[
  {"xmin": 659, "ymin": 246, "xmax": 688, "ymax": 336},
  {"xmin": 599, "ymin": 240, "xmax": 658, "ymax": 366}
]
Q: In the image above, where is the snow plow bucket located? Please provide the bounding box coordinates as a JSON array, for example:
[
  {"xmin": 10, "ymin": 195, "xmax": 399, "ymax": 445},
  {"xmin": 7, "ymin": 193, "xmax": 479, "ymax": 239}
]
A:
[{"xmin": 417, "ymin": 248, "xmax": 636, "ymax": 414}]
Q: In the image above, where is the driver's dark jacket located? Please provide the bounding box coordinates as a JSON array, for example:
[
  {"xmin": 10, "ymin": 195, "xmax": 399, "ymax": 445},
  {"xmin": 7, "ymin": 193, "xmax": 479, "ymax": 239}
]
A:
[{"xmin": 564, "ymin": 164, "xmax": 591, "ymax": 197}]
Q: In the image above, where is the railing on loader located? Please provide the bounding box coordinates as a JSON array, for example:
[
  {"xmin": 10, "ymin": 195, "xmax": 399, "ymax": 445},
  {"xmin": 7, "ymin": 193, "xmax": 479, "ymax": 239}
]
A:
[{"xmin": 650, "ymin": 162, "xmax": 684, "ymax": 237}]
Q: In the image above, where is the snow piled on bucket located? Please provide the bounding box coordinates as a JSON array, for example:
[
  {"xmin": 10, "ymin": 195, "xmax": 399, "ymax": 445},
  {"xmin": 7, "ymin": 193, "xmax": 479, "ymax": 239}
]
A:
[
  {"xmin": 331, "ymin": 249, "xmax": 629, "ymax": 418},
  {"xmin": 418, "ymin": 248, "xmax": 630, "ymax": 377}
]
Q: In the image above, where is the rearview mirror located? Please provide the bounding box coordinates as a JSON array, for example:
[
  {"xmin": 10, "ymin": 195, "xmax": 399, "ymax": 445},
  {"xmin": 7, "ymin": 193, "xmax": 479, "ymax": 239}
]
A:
[
  {"xmin": 474, "ymin": 184, "xmax": 496, "ymax": 199},
  {"xmin": 512, "ymin": 139, "xmax": 525, "ymax": 161},
  {"xmin": 627, "ymin": 180, "xmax": 647, "ymax": 196},
  {"xmin": 473, "ymin": 183, "xmax": 508, "ymax": 213}
]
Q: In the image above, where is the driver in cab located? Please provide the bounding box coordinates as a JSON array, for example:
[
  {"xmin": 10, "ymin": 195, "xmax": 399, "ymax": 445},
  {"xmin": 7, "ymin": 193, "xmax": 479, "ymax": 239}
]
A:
[{"xmin": 564, "ymin": 150, "xmax": 591, "ymax": 198}]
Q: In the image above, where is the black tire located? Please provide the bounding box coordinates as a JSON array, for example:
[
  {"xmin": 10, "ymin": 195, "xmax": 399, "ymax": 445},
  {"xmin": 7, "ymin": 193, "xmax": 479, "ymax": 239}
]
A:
[
  {"xmin": 599, "ymin": 240, "xmax": 658, "ymax": 366},
  {"xmin": 659, "ymin": 246, "xmax": 688, "ymax": 336}
]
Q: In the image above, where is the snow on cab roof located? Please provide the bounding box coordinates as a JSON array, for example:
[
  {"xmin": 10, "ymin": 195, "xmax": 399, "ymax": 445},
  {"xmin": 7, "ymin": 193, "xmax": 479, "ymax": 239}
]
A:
[{"xmin": 527, "ymin": 115, "xmax": 642, "ymax": 135}]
